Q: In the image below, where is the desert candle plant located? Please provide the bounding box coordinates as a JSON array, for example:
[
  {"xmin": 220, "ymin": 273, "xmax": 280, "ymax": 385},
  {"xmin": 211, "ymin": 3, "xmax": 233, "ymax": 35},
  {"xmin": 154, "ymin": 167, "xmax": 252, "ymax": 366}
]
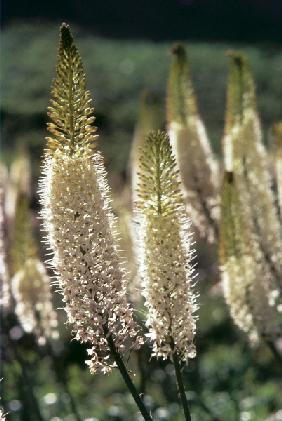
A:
[
  {"xmin": 136, "ymin": 130, "xmax": 198, "ymax": 420},
  {"xmin": 39, "ymin": 23, "xmax": 154, "ymax": 420}
]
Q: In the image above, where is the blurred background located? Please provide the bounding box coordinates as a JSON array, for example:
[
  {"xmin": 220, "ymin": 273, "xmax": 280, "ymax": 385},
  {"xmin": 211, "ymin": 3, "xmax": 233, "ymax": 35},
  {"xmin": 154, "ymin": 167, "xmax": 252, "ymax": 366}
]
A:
[{"xmin": 1, "ymin": 1, "xmax": 282, "ymax": 420}]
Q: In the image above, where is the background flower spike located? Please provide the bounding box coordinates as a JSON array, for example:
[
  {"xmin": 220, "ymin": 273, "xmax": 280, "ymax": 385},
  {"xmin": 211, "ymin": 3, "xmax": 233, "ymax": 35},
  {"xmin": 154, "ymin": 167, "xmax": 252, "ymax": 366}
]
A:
[{"xmin": 167, "ymin": 43, "xmax": 219, "ymax": 243}]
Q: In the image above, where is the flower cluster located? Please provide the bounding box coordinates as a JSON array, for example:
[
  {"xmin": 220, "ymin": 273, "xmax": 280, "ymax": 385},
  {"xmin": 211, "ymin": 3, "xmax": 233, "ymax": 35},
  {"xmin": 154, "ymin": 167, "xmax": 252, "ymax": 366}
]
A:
[{"xmin": 136, "ymin": 130, "xmax": 198, "ymax": 361}]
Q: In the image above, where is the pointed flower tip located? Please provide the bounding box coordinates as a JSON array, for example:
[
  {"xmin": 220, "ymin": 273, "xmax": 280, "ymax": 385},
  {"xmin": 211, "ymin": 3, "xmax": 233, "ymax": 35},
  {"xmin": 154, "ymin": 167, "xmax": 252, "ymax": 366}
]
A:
[
  {"xmin": 226, "ymin": 50, "xmax": 246, "ymax": 68},
  {"xmin": 140, "ymin": 89, "xmax": 158, "ymax": 106},
  {"xmin": 147, "ymin": 129, "xmax": 168, "ymax": 146},
  {"xmin": 171, "ymin": 42, "xmax": 186, "ymax": 58},
  {"xmin": 60, "ymin": 22, "xmax": 73, "ymax": 49}
]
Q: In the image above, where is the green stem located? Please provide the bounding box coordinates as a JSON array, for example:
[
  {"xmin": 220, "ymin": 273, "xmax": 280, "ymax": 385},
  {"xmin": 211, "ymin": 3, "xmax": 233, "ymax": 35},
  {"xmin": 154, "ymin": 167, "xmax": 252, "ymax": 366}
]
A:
[
  {"xmin": 172, "ymin": 352, "xmax": 192, "ymax": 421},
  {"xmin": 106, "ymin": 334, "xmax": 153, "ymax": 421}
]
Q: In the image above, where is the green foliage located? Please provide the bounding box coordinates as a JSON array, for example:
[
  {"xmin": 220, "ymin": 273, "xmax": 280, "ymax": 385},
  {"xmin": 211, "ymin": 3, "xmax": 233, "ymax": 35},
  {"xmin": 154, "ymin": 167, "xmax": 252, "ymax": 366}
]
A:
[{"xmin": 3, "ymin": 290, "xmax": 282, "ymax": 419}]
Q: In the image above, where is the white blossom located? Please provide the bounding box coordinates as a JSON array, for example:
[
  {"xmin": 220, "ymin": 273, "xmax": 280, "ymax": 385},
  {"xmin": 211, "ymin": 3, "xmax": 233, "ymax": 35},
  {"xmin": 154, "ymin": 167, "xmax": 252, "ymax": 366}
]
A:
[{"xmin": 40, "ymin": 150, "xmax": 142, "ymax": 373}]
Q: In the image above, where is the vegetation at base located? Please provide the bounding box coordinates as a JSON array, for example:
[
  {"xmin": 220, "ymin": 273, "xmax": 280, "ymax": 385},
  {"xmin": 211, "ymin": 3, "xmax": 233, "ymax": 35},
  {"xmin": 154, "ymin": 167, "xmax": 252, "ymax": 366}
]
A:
[{"xmin": 3, "ymin": 294, "xmax": 282, "ymax": 420}]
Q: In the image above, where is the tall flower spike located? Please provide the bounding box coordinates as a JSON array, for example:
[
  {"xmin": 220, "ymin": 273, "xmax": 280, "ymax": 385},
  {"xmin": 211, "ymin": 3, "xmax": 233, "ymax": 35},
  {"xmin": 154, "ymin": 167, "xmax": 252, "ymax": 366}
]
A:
[
  {"xmin": 136, "ymin": 130, "xmax": 198, "ymax": 362},
  {"xmin": 39, "ymin": 24, "xmax": 142, "ymax": 374},
  {"xmin": 220, "ymin": 172, "xmax": 280, "ymax": 342},
  {"xmin": 167, "ymin": 44, "xmax": 219, "ymax": 243},
  {"xmin": 226, "ymin": 52, "xmax": 282, "ymax": 298},
  {"xmin": 220, "ymin": 53, "xmax": 282, "ymax": 342},
  {"xmin": 128, "ymin": 91, "xmax": 162, "ymax": 303}
]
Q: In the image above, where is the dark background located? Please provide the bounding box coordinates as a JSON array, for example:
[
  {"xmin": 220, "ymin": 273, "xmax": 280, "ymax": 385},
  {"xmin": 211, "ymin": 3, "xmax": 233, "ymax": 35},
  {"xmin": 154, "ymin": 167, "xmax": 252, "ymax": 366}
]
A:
[{"xmin": 2, "ymin": 0, "xmax": 282, "ymax": 43}]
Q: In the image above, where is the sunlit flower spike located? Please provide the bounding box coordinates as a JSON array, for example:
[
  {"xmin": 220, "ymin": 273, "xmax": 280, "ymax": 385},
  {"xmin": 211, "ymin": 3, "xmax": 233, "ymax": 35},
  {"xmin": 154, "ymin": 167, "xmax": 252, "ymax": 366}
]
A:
[
  {"xmin": 39, "ymin": 23, "xmax": 143, "ymax": 374},
  {"xmin": 136, "ymin": 130, "xmax": 198, "ymax": 362}
]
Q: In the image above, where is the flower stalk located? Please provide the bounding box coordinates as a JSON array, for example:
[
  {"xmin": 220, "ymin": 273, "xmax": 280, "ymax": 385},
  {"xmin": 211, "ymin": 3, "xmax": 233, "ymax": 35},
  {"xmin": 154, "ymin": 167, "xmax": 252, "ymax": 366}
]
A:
[{"xmin": 172, "ymin": 347, "xmax": 191, "ymax": 421}]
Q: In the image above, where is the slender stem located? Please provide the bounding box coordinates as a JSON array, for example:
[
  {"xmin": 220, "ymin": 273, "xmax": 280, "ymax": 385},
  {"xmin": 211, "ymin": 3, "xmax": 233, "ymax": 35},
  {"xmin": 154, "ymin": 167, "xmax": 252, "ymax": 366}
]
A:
[
  {"xmin": 172, "ymin": 352, "xmax": 192, "ymax": 421},
  {"xmin": 106, "ymin": 334, "xmax": 153, "ymax": 421}
]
